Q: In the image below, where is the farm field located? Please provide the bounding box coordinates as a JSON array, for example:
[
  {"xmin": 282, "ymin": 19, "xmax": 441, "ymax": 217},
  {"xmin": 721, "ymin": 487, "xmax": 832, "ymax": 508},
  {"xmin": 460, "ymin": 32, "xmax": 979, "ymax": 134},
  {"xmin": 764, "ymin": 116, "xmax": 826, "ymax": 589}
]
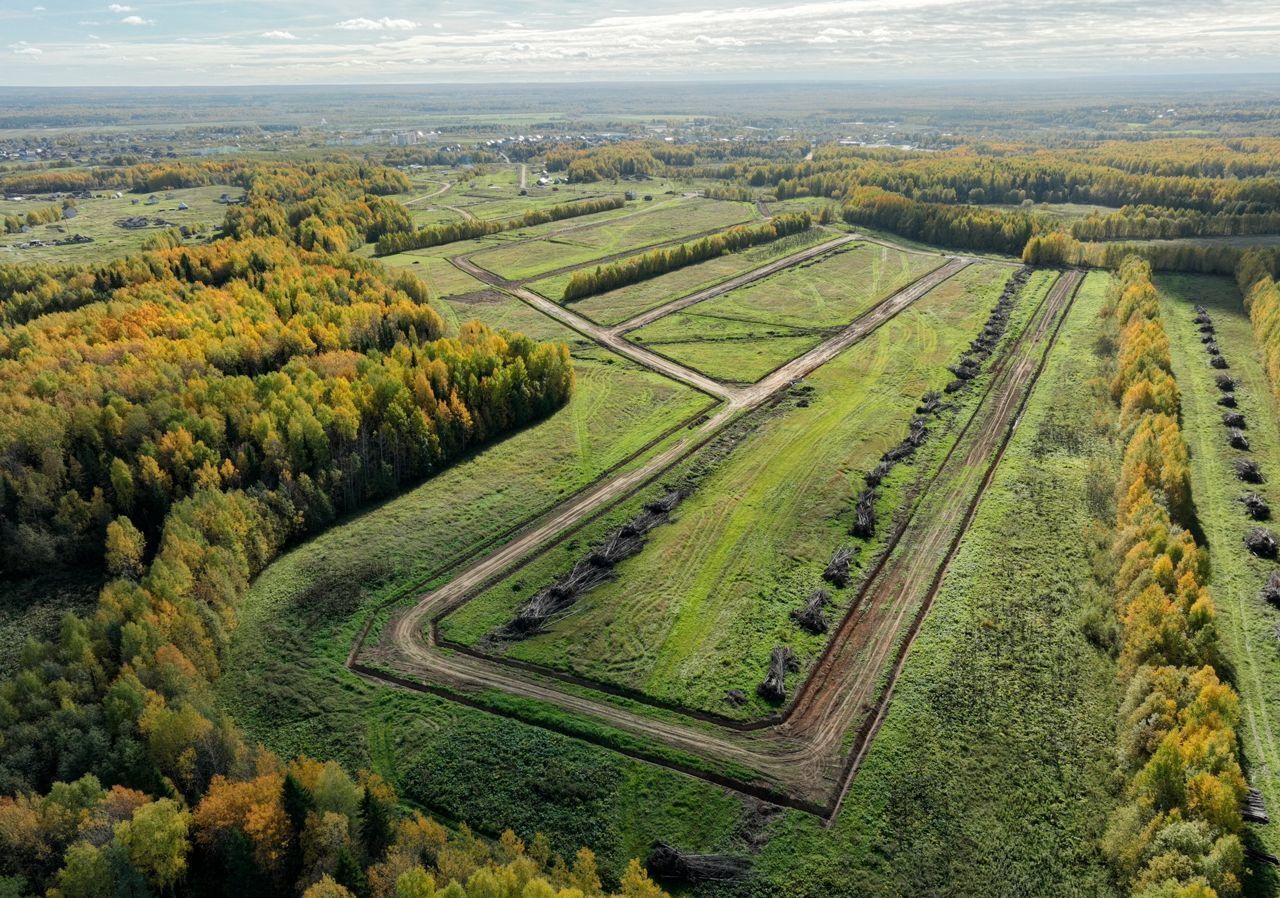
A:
[
  {"xmin": 0, "ymin": 183, "xmax": 232, "ymax": 263},
  {"xmin": 468, "ymin": 197, "xmax": 758, "ymax": 281},
  {"xmin": 625, "ymin": 241, "xmax": 947, "ymax": 382},
  {"xmin": 527, "ymin": 227, "xmax": 833, "ymax": 322},
  {"xmin": 1156, "ymin": 273, "xmax": 1280, "ymax": 860},
  {"xmin": 438, "ymin": 262, "xmax": 1043, "ymax": 718}
]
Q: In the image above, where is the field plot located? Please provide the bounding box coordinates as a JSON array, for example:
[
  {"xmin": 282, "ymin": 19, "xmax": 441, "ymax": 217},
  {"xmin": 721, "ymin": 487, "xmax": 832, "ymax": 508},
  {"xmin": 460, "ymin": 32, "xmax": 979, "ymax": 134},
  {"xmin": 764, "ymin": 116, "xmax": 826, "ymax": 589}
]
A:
[
  {"xmin": 0, "ymin": 184, "xmax": 232, "ymax": 263},
  {"xmin": 625, "ymin": 241, "xmax": 945, "ymax": 382},
  {"xmin": 467, "ymin": 197, "xmax": 757, "ymax": 281},
  {"xmin": 1156, "ymin": 273, "xmax": 1280, "ymax": 859},
  {"xmin": 439, "ymin": 263, "xmax": 1031, "ymax": 718},
  {"xmin": 755, "ymin": 272, "xmax": 1120, "ymax": 898},
  {"xmin": 527, "ymin": 228, "xmax": 833, "ymax": 323}
]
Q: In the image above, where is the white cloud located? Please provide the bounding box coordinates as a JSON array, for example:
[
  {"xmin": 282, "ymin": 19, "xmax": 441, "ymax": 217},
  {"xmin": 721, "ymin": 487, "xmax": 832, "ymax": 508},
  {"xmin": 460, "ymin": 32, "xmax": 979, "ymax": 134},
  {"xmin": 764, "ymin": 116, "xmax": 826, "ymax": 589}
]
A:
[
  {"xmin": 14, "ymin": 46, "xmax": 43, "ymax": 56},
  {"xmin": 261, "ymin": 30, "xmax": 299, "ymax": 40},
  {"xmin": 334, "ymin": 16, "xmax": 418, "ymax": 31},
  {"xmin": 107, "ymin": 3, "xmax": 133, "ymax": 11},
  {"xmin": 32, "ymin": 5, "xmax": 46, "ymax": 11},
  {"xmin": 120, "ymin": 14, "xmax": 153, "ymax": 25}
]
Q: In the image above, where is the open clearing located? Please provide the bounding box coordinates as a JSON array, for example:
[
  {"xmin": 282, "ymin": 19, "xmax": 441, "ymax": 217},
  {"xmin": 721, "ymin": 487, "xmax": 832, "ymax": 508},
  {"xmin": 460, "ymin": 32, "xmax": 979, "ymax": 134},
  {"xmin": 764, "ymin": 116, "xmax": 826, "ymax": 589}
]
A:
[
  {"xmin": 354, "ymin": 263, "xmax": 1080, "ymax": 811},
  {"xmin": 0, "ymin": 184, "xmax": 232, "ymax": 263},
  {"xmin": 625, "ymin": 241, "xmax": 947, "ymax": 382},
  {"xmin": 440, "ymin": 263, "xmax": 1037, "ymax": 719},
  {"xmin": 529, "ymin": 228, "xmax": 834, "ymax": 323},
  {"xmin": 467, "ymin": 197, "xmax": 758, "ymax": 281}
]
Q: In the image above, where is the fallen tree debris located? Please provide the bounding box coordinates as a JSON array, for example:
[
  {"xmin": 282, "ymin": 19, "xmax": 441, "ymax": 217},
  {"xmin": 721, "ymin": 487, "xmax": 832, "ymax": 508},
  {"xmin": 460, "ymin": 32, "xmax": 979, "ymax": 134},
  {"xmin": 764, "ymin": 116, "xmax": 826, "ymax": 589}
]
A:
[
  {"xmin": 1242, "ymin": 493, "xmax": 1271, "ymax": 520},
  {"xmin": 1261, "ymin": 571, "xmax": 1280, "ymax": 607},
  {"xmin": 501, "ymin": 488, "xmax": 687, "ymax": 637},
  {"xmin": 822, "ymin": 546, "xmax": 853, "ymax": 588},
  {"xmin": 851, "ymin": 487, "xmax": 876, "ymax": 538},
  {"xmin": 646, "ymin": 841, "xmax": 751, "ymax": 884},
  {"xmin": 791, "ymin": 588, "xmax": 831, "ymax": 634},
  {"xmin": 1236, "ymin": 459, "xmax": 1265, "ymax": 483},
  {"xmin": 1245, "ymin": 527, "xmax": 1279, "ymax": 559},
  {"xmin": 757, "ymin": 646, "xmax": 798, "ymax": 702}
]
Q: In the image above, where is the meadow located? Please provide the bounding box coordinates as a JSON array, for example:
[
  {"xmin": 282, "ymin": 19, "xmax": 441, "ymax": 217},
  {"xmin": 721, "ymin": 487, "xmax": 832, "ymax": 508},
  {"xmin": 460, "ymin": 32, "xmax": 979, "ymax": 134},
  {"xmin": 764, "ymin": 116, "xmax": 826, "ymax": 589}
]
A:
[
  {"xmin": 530, "ymin": 227, "xmax": 833, "ymax": 325},
  {"xmin": 440, "ymin": 263, "xmax": 1036, "ymax": 718},
  {"xmin": 0, "ymin": 183, "xmax": 231, "ymax": 263},
  {"xmin": 468, "ymin": 197, "xmax": 758, "ymax": 281},
  {"xmin": 625, "ymin": 241, "xmax": 947, "ymax": 382}
]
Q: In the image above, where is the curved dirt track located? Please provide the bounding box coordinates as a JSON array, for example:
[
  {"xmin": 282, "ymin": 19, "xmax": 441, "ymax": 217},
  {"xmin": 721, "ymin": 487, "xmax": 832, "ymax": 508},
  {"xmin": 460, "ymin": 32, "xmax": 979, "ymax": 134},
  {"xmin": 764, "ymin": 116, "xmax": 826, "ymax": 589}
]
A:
[{"xmin": 353, "ymin": 259, "xmax": 1082, "ymax": 813}]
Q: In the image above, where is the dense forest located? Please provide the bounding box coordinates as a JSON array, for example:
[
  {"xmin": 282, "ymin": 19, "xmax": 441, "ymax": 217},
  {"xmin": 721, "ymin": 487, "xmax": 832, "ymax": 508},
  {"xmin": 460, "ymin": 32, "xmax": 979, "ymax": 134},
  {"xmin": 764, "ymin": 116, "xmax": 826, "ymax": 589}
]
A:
[{"xmin": 0, "ymin": 160, "xmax": 597, "ymax": 898}]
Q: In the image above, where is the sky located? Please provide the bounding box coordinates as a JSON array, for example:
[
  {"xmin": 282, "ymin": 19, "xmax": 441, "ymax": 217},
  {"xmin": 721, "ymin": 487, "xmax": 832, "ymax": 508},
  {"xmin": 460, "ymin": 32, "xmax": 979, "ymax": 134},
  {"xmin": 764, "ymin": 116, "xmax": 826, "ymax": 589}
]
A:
[{"xmin": 1, "ymin": 0, "xmax": 1279, "ymax": 86}]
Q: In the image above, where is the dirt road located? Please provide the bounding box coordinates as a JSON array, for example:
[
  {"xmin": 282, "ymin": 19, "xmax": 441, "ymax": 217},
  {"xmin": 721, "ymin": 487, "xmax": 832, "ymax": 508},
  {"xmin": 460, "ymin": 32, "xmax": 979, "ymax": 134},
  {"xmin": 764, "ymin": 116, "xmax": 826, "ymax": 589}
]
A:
[{"xmin": 353, "ymin": 266, "xmax": 1081, "ymax": 812}]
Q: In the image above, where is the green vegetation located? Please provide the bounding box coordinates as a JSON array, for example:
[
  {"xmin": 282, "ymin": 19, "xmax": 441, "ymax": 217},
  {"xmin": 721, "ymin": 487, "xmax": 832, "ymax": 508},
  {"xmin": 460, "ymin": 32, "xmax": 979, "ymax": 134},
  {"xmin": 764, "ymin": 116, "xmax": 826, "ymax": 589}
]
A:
[
  {"xmin": 0, "ymin": 185, "xmax": 229, "ymax": 264},
  {"xmin": 374, "ymin": 196, "xmax": 625, "ymax": 255},
  {"xmin": 746, "ymin": 272, "xmax": 1121, "ymax": 898},
  {"xmin": 1157, "ymin": 272, "xmax": 1280, "ymax": 860},
  {"xmin": 468, "ymin": 199, "xmax": 757, "ymax": 282},
  {"xmin": 531, "ymin": 228, "xmax": 831, "ymax": 325},
  {"xmin": 626, "ymin": 241, "xmax": 944, "ymax": 382},
  {"xmin": 561, "ymin": 213, "xmax": 811, "ymax": 301},
  {"xmin": 442, "ymin": 263, "xmax": 1029, "ymax": 718}
]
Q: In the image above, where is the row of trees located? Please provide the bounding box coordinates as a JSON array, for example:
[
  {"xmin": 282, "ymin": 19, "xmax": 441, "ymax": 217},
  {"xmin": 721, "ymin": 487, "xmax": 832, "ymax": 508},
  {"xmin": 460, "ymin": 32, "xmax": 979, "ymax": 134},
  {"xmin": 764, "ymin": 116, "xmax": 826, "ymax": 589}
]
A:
[
  {"xmin": 1070, "ymin": 205, "xmax": 1280, "ymax": 242},
  {"xmin": 1237, "ymin": 248, "xmax": 1280, "ymax": 401},
  {"xmin": 1099, "ymin": 258, "xmax": 1245, "ymax": 898},
  {"xmin": 743, "ymin": 145, "xmax": 1280, "ymax": 213},
  {"xmin": 561, "ymin": 212, "xmax": 811, "ymax": 301},
  {"xmin": 1, "ymin": 751, "xmax": 668, "ymax": 898},
  {"xmin": 1022, "ymin": 230, "xmax": 1253, "ymax": 276},
  {"xmin": 841, "ymin": 186, "xmax": 1041, "ymax": 255},
  {"xmin": 373, "ymin": 197, "xmax": 624, "ymax": 256},
  {"xmin": 544, "ymin": 144, "xmax": 672, "ymax": 182}
]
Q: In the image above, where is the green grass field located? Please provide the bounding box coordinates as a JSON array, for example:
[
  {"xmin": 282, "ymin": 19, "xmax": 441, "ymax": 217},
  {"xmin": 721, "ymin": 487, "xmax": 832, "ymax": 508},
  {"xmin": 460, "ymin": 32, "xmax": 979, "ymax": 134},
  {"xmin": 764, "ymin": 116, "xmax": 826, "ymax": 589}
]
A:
[
  {"xmin": 527, "ymin": 227, "xmax": 833, "ymax": 323},
  {"xmin": 742, "ymin": 271, "xmax": 1120, "ymax": 898},
  {"xmin": 1156, "ymin": 273, "xmax": 1280, "ymax": 862},
  {"xmin": 0, "ymin": 184, "xmax": 232, "ymax": 263},
  {"xmin": 467, "ymin": 198, "xmax": 758, "ymax": 281},
  {"xmin": 440, "ymin": 263, "xmax": 1035, "ymax": 719},
  {"xmin": 625, "ymin": 241, "xmax": 946, "ymax": 382}
]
